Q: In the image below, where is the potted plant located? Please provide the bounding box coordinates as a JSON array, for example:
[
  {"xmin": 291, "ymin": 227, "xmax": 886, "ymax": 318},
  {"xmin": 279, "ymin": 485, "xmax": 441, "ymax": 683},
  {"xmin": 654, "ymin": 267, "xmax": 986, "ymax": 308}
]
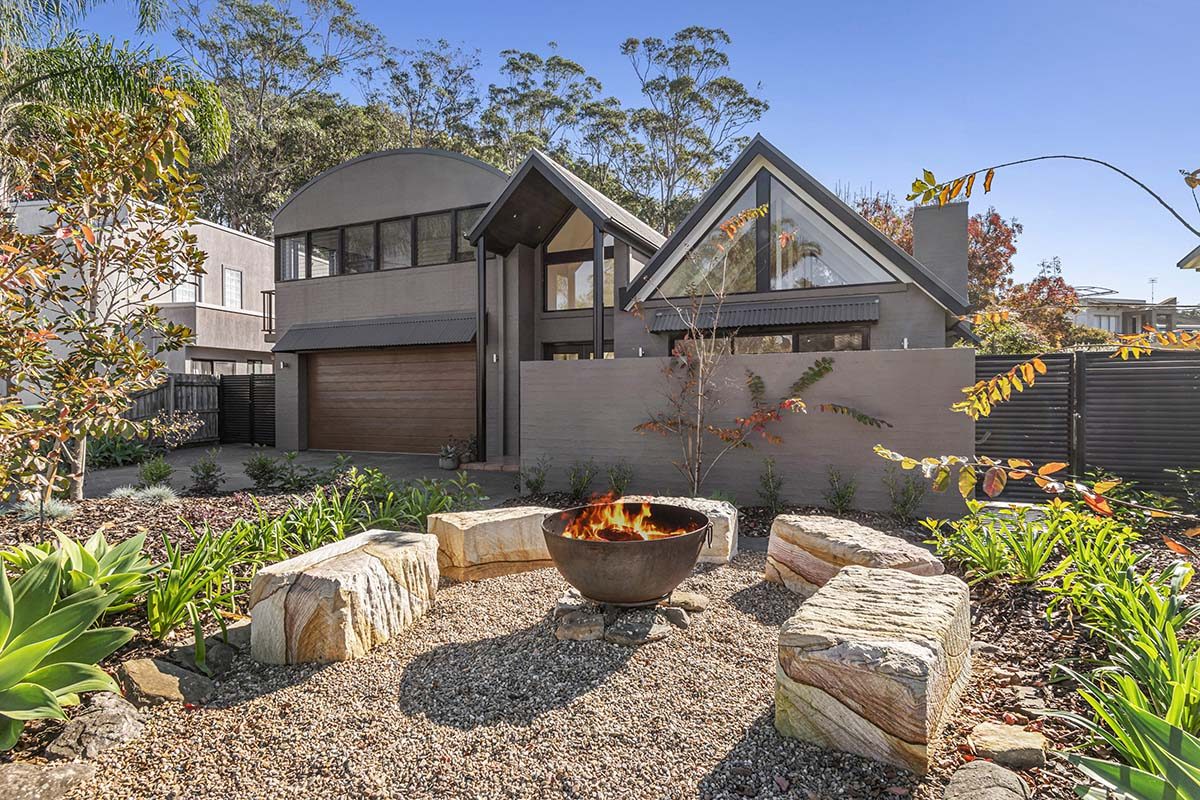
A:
[{"xmin": 438, "ymin": 442, "xmax": 460, "ymax": 470}]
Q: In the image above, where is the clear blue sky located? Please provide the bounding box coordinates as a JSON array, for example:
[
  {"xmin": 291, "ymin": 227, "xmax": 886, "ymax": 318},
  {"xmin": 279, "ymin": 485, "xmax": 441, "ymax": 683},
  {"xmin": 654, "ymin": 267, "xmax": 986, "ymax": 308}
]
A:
[{"xmin": 83, "ymin": 0, "xmax": 1199, "ymax": 304}]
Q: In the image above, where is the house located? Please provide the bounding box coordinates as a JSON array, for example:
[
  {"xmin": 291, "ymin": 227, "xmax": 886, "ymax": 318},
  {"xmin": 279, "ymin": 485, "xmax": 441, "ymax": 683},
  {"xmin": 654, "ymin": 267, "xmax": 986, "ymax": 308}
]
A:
[
  {"xmin": 270, "ymin": 135, "xmax": 971, "ymax": 461},
  {"xmin": 1072, "ymin": 295, "xmax": 1177, "ymax": 334},
  {"xmin": 12, "ymin": 201, "xmax": 275, "ymax": 375}
]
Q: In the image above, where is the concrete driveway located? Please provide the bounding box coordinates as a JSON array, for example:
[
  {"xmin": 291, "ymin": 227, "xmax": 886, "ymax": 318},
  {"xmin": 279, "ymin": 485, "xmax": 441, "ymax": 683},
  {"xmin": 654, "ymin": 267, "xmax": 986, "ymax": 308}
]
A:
[{"xmin": 84, "ymin": 444, "xmax": 519, "ymax": 505}]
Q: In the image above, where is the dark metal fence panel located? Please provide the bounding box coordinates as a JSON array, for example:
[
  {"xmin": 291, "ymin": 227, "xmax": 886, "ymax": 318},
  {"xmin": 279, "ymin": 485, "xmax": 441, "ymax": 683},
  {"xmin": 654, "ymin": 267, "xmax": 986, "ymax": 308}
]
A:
[
  {"xmin": 974, "ymin": 354, "xmax": 1073, "ymax": 501},
  {"xmin": 219, "ymin": 374, "xmax": 275, "ymax": 446},
  {"xmin": 124, "ymin": 373, "xmax": 219, "ymax": 444},
  {"xmin": 1081, "ymin": 351, "xmax": 1200, "ymax": 494}
]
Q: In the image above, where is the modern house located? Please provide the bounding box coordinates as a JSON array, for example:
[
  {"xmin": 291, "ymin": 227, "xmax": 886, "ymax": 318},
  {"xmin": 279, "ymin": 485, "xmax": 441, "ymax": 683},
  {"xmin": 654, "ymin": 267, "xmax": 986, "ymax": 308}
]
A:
[
  {"xmin": 1072, "ymin": 295, "xmax": 1177, "ymax": 334},
  {"xmin": 12, "ymin": 201, "xmax": 275, "ymax": 375},
  {"xmin": 270, "ymin": 135, "xmax": 972, "ymax": 462}
]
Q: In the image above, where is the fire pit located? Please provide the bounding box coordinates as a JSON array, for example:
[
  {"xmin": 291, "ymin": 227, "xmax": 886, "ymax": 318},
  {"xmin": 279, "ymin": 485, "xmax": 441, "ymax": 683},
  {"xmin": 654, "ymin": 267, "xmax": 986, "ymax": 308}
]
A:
[{"xmin": 542, "ymin": 500, "xmax": 711, "ymax": 606}]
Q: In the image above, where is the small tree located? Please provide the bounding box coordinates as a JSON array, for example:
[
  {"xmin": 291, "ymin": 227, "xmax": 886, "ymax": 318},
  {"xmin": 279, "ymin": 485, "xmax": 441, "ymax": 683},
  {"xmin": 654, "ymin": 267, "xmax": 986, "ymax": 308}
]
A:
[{"xmin": 0, "ymin": 85, "xmax": 203, "ymax": 501}]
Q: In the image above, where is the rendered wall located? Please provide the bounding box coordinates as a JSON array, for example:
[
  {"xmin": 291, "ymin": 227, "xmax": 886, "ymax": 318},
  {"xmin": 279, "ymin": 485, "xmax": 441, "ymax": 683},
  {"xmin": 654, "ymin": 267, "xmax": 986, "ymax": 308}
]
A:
[{"xmin": 520, "ymin": 348, "xmax": 974, "ymax": 516}]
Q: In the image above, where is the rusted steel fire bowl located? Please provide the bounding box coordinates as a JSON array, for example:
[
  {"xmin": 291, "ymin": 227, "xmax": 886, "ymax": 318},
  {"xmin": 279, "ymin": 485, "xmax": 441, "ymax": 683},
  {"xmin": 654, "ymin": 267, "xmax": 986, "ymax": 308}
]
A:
[{"xmin": 542, "ymin": 501, "xmax": 711, "ymax": 606}]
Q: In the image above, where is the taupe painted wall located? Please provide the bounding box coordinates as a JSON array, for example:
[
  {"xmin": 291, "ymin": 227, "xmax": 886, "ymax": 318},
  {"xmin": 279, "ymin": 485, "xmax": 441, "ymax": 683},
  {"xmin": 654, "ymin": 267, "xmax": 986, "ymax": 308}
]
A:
[{"xmin": 520, "ymin": 348, "xmax": 974, "ymax": 515}]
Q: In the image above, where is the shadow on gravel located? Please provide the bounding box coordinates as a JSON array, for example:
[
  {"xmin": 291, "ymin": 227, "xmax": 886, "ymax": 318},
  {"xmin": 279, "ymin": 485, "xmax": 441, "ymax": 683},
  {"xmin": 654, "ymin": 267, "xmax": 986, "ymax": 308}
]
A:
[
  {"xmin": 727, "ymin": 580, "xmax": 800, "ymax": 628},
  {"xmin": 397, "ymin": 621, "xmax": 634, "ymax": 729}
]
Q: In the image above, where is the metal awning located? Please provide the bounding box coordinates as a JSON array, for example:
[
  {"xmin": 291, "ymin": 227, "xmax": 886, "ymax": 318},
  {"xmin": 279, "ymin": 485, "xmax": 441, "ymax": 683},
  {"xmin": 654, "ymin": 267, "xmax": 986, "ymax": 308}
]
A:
[
  {"xmin": 647, "ymin": 297, "xmax": 881, "ymax": 333},
  {"xmin": 272, "ymin": 311, "xmax": 476, "ymax": 352}
]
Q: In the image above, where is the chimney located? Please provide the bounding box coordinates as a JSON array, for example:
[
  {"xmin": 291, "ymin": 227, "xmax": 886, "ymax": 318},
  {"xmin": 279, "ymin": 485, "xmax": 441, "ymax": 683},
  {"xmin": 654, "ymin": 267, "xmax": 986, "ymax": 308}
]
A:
[{"xmin": 912, "ymin": 202, "xmax": 968, "ymax": 302}]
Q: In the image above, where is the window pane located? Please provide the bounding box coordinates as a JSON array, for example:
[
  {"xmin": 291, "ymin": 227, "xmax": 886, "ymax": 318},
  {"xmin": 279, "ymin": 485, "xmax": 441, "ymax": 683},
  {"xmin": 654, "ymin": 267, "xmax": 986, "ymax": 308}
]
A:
[
  {"xmin": 457, "ymin": 207, "xmax": 484, "ymax": 261},
  {"xmin": 172, "ymin": 279, "xmax": 197, "ymax": 303},
  {"xmin": 310, "ymin": 230, "xmax": 339, "ymax": 277},
  {"xmin": 343, "ymin": 224, "xmax": 375, "ymax": 274},
  {"xmin": 735, "ymin": 334, "xmax": 792, "ymax": 354},
  {"xmin": 770, "ymin": 176, "xmax": 891, "ymax": 290},
  {"xmin": 545, "ymin": 258, "xmax": 614, "ymax": 311},
  {"xmin": 547, "ymin": 210, "xmax": 593, "ymax": 252},
  {"xmin": 672, "ymin": 337, "xmax": 733, "ymax": 358},
  {"xmin": 417, "ymin": 213, "xmax": 452, "ymax": 265},
  {"xmin": 222, "ymin": 268, "xmax": 242, "ymax": 309},
  {"xmin": 796, "ymin": 330, "xmax": 865, "ymax": 352},
  {"xmin": 279, "ymin": 235, "xmax": 305, "ymax": 281},
  {"xmin": 380, "ymin": 219, "xmax": 412, "ymax": 269},
  {"xmin": 630, "ymin": 249, "xmax": 649, "ymax": 281},
  {"xmin": 661, "ymin": 185, "xmax": 759, "ymax": 296}
]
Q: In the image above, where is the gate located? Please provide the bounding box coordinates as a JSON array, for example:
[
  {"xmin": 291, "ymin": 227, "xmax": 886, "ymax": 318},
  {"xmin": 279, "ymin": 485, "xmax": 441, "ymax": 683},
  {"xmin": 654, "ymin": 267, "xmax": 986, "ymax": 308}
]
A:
[{"xmin": 219, "ymin": 374, "xmax": 275, "ymax": 446}]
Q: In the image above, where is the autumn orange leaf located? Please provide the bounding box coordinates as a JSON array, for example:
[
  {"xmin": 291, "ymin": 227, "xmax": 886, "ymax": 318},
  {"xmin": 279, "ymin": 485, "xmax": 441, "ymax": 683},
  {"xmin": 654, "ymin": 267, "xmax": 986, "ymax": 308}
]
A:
[
  {"xmin": 1038, "ymin": 462, "xmax": 1068, "ymax": 477},
  {"xmin": 1161, "ymin": 534, "xmax": 1198, "ymax": 558},
  {"xmin": 1083, "ymin": 493, "xmax": 1113, "ymax": 517}
]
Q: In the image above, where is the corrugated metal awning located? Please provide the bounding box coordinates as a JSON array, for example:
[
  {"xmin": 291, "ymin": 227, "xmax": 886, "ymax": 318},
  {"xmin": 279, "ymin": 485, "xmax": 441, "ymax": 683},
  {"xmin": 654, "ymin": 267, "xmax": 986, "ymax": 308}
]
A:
[
  {"xmin": 273, "ymin": 311, "xmax": 476, "ymax": 352},
  {"xmin": 647, "ymin": 296, "xmax": 880, "ymax": 333}
]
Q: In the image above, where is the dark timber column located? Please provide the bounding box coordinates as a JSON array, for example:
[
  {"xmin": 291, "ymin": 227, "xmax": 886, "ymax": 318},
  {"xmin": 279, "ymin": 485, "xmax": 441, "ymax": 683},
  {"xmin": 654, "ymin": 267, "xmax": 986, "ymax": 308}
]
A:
[
  {"xmin": 592, "ymin": 223, "xmax": 604, "ymax": 359},
  {"xmin": 476, "ymin": 236, "xmax": 487, "ymax": 461}
]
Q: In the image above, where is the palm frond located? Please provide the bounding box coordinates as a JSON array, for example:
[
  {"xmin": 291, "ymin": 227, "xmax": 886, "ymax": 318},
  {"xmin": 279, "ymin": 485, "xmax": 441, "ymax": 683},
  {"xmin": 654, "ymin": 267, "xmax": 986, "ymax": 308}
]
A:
[{"xmin": 1, "ymin": 0, "xmax": 162, "ymax": 49}]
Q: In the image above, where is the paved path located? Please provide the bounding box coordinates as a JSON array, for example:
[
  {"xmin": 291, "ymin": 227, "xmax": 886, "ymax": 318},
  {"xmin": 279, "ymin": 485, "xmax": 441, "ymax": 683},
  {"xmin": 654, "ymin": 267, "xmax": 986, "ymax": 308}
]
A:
[{"xmin": 85, "ymin": 444, "xmax": 519, "ymax": 505}]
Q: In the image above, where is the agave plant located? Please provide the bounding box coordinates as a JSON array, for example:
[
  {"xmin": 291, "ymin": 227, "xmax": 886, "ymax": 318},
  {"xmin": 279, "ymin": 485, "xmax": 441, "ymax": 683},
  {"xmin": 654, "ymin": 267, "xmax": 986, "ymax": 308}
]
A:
[
  {"xmin": 0, "ymin": 555, "xmax": 134, "ymax": 750},
  {"xmin": 0, "ymin": 530, "xmax": 157, "ymax": 614}
]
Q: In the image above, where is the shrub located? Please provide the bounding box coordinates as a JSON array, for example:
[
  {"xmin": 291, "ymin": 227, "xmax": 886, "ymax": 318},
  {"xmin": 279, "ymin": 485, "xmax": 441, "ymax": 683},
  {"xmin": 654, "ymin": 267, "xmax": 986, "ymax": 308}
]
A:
[
  {"xmin": 317, "ymin": 453, "xmax": 354, "ymax": 485},
  {"xmin": 137, "ymin": 454, "xmax": 173, "ymax": 488},
  {"xmin": 144, "ymin": 521, "xmax": 251, "ymax": 643},
  {"xmin": 243, "ymin": 452, "xmax": 283, "ymax": 492},
  {"xmin": 709, "ymin": 489, "xmax": 738, "ymax": 508},
  {"xmin": 275, "ymin": 452, "xmax": 319, "ymax": 492},
  {"xmin": 86, "ymin": 433, "xmax": 150, "ymax": 469},
  {"xmin": 0, "ymin": 557, "xmax": 135, "ymax": 750},
  {"xmin": 1, "ymin": 531, "xmax": 156, "ymax": 614},
  {"xmin": 367, "ymin": 473, "xmax": 487, "ymax": 532},
  {"xmin": 883, "ymin": 465, "xmax": 926, "ymax": 520},
  {"xmin": 108, "ymin": 485, "xmax": 138, "ymax": 499},
  {"xmin": 133, "ymin": 485, "xmax": 180, "ymax": 506},
  {"xmin": 344, "ymin": 467, "xmax": 397, "ymax": 502},
  {"xmin": 567, "ymin": 460, "xmax": 598, "ymax": 504},
  {"xmin": 756, "ymin": 457, "xmax": 784, "ymax": 516},
  {"xmin": 823, "ymin": 468, "xmax": 856, "ymax": 514},
  {"xmin": 189, "ymin": 449, "xmax": 225, "ymax": 495},
  {"xmin": 1166, "ymin": 466, "xmax": 1200, "ymax": 514},
  {"xmin": 922, "ymin": 501, "xmax": 1066, "ymax": 584},
  {"xmin": 519, "ymin": 456, "xmax": 551, "ymax": 495},
  {"xmin": 606, "ymin": 462, "xmax": 634, "ymax": 497},
  {"xmin": 14, "ymin": 498, "xmax": 75, "ymax": 522}
]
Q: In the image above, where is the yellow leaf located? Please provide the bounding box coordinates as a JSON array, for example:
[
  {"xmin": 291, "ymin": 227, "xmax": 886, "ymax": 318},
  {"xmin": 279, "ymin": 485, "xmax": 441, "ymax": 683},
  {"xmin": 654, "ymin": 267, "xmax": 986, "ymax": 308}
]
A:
[
  {"xmin": 1032, "ymin": 357, "xmax": 1047, "ymax": 375},
  {"xmin": 1092, "ymin": 479, "xmax": 1121, "ymax": 495},
  {"xmin": 964, "ymin": 172, "xmax": 976, "ymax": 197},
  {"xmin": 1007, "ymin": 458, "xmax": 1033, "ymax": 468},
  {"xmin": 958, "ymin": 467, "xmax": 977, "ymax": 499},
  {"xmin": 984, "ymin": 168, "xmax": 995, "ymax": 192}
]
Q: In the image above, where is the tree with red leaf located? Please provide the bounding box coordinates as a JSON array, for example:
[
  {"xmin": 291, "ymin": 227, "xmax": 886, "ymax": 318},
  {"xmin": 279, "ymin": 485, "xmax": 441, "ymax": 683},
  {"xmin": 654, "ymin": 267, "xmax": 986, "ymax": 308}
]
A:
[{"xmin": 1003, "ymin": 256, "xmax": 1080, "ymax": 348}]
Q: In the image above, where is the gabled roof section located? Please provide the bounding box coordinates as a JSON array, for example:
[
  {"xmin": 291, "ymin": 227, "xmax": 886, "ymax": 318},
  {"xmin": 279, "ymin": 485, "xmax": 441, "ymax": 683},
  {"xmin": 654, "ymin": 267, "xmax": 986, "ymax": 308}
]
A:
[
  {"xmin": 621, "ymin": 135, "xmax": 970, "ymax": 315},
  {"xmin": 467, "ymin": 150, "xmax": 664, "ymax": 256},
  {"xmin": 1179, "ymin": 243, "xmax": 1200, "ymax": 270}
]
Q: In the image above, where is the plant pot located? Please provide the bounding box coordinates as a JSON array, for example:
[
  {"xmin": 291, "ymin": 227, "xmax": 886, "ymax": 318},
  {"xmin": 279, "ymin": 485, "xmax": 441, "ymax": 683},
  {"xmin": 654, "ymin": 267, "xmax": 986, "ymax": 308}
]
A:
[{"xmin": 438, "ymin": 456, "xmax": 459, "ymax": 470}]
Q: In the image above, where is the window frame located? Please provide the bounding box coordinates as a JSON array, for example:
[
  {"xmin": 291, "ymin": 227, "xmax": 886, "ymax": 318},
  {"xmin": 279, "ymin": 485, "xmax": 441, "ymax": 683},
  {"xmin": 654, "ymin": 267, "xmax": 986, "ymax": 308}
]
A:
[
  {"xmin": 221, "ymin": 266, "xmax": 243, "ymax": 309},
  {"xmin": 668, "ymin": 324, "xmax": 871, "ymax": 355},
  {"xmin": 541, "ymin": 210, "xmax": 617, "ymax": 313}
]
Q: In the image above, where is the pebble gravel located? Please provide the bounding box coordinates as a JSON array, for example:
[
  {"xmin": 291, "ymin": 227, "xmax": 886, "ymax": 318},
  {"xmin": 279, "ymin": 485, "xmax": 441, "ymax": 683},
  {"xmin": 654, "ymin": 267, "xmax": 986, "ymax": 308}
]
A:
[{"xmin": 68, "ymin": 553, "xmax": 923, "ymax": 800}]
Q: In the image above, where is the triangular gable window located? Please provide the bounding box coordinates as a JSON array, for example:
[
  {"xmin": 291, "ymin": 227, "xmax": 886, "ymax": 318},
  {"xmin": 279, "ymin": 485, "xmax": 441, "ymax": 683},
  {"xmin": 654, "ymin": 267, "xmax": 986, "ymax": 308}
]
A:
[{"xmin": 654, "ymin": 169, "xmax": 894, "ymax": 298}]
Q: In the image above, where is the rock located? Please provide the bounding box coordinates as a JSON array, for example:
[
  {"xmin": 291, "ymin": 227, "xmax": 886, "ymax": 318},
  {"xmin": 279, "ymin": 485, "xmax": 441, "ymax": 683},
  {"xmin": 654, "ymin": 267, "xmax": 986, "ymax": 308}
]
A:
[
  {"xmin": 604, "ymin": 609, "xmax": 672, "ymax": 646},
  {"xmin": 945, "ymin": 760, "xmax": 1030, "ymax": 799},
  {"xmin": 249, "ymin": 529, "xmax": 439, "ymax": 664},
  {"xmin": 623, "ymin": 495, "xmax": 738, "ymax": 564},
  {"xmin": 555, "ymin": 610, "xmax": 605, "ymax": 641},
  {"xmin": 971, "ymin": 722, "xmax": 1047, "ymax": 770},
  {"xmin": 118, "ymin": 658, "xmax": 214, "ymax": 707},
  {"xmin": 45, "ymin": 692, "xmax": 144, "ymax": 761},
  {"xmin": 220, "ymin": 618, "xmax": 252, "ymax": 650},
  {"xmin": 764, "ymin": 515, "xmax": 944, "ymax": 596},
  {"xmin": 427, "ymin": 506, "xmax": 558, "ymax": 581},
  {"xmin": 660, "ymin": 606, "xmax": 690, "ymax": 629},
  {"xmin": 553, "ymin": 593, "xmax": 594, "ymax": 619},
  {"xmin": 1010, "ymin": 686, "xmax": 1046, "ymax": 712},
  {"xmin": 0, "ymin": 762, "xmax": 96, "ymax": 800},
  {"xmin": 774, "ymin": 565, "xmax": 971, "ymax": 775},
  {"xmin": 971, "ymin": 640, "xmax": 1002, "ymax": 657},
  {"xmin": 666, "ymin": 590, "xmax": 710, "ymax": 612},
  {"xmin": 167, "ymin": 638, "xmax": 236, "ymax": 677}
]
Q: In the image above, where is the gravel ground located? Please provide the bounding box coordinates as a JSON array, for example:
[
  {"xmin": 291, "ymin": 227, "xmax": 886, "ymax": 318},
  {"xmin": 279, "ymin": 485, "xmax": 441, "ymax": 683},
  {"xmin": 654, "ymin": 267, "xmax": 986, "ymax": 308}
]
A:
[{"xmin": 61, "ymin": 553, "xmax": 930, "ymax": 800}]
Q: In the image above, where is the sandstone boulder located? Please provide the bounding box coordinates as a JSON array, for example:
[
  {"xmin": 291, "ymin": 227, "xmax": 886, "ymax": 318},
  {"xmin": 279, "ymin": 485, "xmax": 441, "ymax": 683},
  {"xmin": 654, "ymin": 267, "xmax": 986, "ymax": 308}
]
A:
[
  {"xmin": 0, "ymin": 762, "xmax": 95, "ymax": 800},
  {"xmin": 971, "ymin": 722, "xmax": 1048, "ymax": 770},
  {"xmin": 765, "ymin": 514, "xmax": 943, "ymax": 596},
  {"xmin": 427, "ymin": 506, "xmax": 558, "ymax": 581},
  {"xmin": 774, "ymin": 565, "xmax": 971, "ymax": 774},
  {"xmin": 117, "ymin": 658, "xmax": 213, "ymax": 707},
  {"xmin": 623, "ymin": 495, "xmax": 737, "ymax": 564},
  {"xmin": 249, "ymin": 529, "xmax": 439, "ymax": 664}
]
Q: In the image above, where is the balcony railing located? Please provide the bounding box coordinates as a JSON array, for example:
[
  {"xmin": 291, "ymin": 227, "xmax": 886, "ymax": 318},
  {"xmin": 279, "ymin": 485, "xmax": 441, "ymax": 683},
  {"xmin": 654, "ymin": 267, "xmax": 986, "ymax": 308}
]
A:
[{"xmin": 261, "ymin": 289, "xmax": 275, "ymax": 334}]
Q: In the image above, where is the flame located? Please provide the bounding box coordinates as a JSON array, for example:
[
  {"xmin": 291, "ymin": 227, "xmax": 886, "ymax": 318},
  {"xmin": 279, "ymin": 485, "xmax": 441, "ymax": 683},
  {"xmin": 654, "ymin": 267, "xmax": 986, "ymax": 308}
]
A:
[{"xmin": 559, "ymin": 495, "xmax": 692, "ymax": 542}]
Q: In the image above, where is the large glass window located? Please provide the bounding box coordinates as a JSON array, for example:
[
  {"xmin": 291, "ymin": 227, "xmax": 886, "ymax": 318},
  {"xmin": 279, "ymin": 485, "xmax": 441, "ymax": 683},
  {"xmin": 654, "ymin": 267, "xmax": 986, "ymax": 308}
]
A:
[
  {"xmin": 309, "ymin": 229, "xmax": 339, "ymax": 278},
  {"xmin": 222, "ymin": 267, "xmax": 242, "ymax": 309},
  {"xmin": 417, "ymin": 213, "xmax": 452, "ymax": 265},
  {"xmin": 672, "ymin": 327, "xmax": 867, "ymax": 355},
  {"xmin": 380, "ymin": 218, "xmax": 412, "ymax": 269},
  {"xmin": 547, "ymin": 210, "xmax": 595, "ymax": 252},
  {"xmin": 660, "ymin": 184, "xmax": 759, "ymax": 297},
  {"xmin": 457, "ymin": 207, "xmax": 485, "ymax": 262},
  {"xmin": 343, "ymin": 224, "xmax": 375, "ymax": 274},
  {"xmin": 546, "ymin": 258, "xmax": 614, "ymax": 311},
  {"xmin": 769, "ymin": 176, "xmax": 891, "ymax": 290},
  {"xmin": 543, "ymin": 342, "xmax": 615, "ymax": 360},
  {"xmin": 734, "ymin": 334, "xmax": 792, "ymax": 354},
  {"xmin": 796, "ymin": 330, "xmax": 866, "ymax": 352},
  {"xmin": 172, "ymin": 278, "xmax": 198, "ymax": 303},
  {"xmin": 279, "ymin": 235, "xmax": 305, "ymax": 281}
]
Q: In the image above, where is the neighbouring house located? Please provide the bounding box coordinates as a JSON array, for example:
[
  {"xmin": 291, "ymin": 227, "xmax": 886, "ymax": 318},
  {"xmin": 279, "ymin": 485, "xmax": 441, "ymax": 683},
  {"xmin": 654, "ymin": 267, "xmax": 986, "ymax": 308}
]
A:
[
  {"xmin": 12, "ymin": 201, "xmax": 275, "ymax": 375},
  {"xmin": 270, "ymin": 135, "xmax": 973, "ymax": 465},
  {"xmin": 1072, "ymin": 294, "xmax": 1177, "ymax": 334}
]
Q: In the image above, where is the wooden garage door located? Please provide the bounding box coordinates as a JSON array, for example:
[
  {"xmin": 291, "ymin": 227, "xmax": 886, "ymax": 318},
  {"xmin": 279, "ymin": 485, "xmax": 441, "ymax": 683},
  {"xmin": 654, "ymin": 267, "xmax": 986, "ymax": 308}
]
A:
[{"xmin": 307, "ymin": 345, "xmax": 476, "ymax": 453}]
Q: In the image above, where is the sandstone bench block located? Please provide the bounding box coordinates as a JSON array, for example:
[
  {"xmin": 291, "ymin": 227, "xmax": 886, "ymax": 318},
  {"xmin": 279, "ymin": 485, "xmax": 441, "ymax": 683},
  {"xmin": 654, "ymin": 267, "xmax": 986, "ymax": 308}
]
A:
[
  {"xmin": 249, "ymin": 529, "xmax": 439, "ymax": 664},
  {"xmin": 774, "ymin": 565, "xmax": 971, "ymax": 774},
  {"xmin": 765, "ymin": 514, "xmax": 942, "ymax": 596},
  {"xmin": 623, "ymin": 495, "xmax": 737, "ymax": 564},
  {"xmin": 427, "ymin": 506, "xmax": 558, "ymax": 581}
]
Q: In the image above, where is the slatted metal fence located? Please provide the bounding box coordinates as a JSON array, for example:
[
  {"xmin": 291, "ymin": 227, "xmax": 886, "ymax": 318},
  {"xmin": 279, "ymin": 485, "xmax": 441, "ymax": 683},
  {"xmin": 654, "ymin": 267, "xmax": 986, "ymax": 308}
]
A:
[
  {"xmin": 219, "ymin": 374, "xmax": 275, "ymax": 446},
  {"xmin": 124, "ymin": 373, "xmax": 219, "ymax": 444}
]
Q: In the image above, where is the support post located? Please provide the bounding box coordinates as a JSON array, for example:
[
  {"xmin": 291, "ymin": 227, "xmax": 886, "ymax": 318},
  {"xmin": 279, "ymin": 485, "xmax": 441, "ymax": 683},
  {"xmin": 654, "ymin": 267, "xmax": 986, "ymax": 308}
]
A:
[
  {"xmin": 476, "ymin": 237, "xmax": 488, "ymax": 461},
  {"xmin": 592, "ymin": 224, "xmax": 604, "ymax": 359}
]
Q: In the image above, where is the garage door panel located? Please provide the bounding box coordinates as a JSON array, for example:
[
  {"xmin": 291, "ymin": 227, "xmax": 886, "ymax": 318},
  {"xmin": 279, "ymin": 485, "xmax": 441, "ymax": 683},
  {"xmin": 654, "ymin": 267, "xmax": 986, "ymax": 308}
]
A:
[{"xmin": 306, "ymin": 345, "xmax": 476, "ymax": 453}]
